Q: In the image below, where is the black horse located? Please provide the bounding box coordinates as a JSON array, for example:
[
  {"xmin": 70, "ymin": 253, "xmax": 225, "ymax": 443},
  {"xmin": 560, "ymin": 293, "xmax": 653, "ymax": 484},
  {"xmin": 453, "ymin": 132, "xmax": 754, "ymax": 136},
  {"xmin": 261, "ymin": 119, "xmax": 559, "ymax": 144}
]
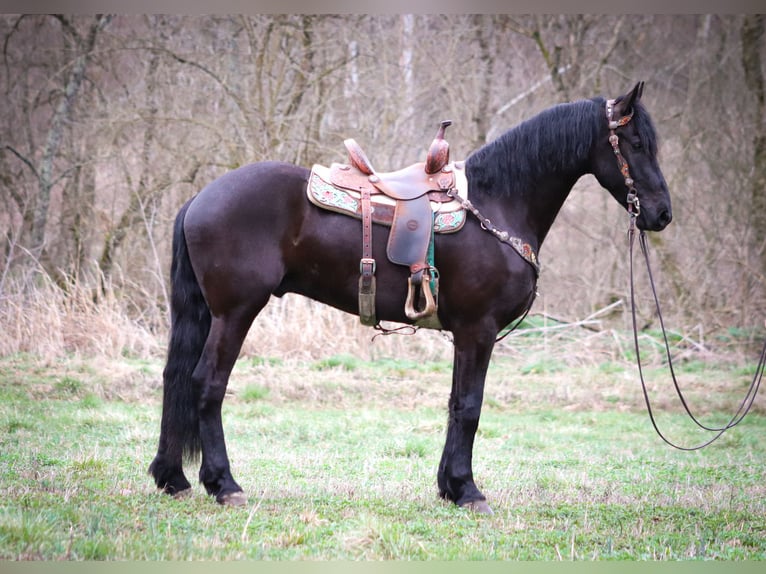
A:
[{"xmin": 149, "ymin": 83, "xmax": 671, "ymax": 513}]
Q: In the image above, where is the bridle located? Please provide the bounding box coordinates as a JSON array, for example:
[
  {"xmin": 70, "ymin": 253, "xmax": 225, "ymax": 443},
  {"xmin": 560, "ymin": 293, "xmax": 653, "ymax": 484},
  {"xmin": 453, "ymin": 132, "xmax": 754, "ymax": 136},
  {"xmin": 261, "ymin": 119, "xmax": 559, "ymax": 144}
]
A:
[
  {"xmin": 607, "ymin": 98, "xmax": 765, "ymax": 451},
  {"xmin": 605, "ymin": 98, "xmax": 641, "ymax": 221}
]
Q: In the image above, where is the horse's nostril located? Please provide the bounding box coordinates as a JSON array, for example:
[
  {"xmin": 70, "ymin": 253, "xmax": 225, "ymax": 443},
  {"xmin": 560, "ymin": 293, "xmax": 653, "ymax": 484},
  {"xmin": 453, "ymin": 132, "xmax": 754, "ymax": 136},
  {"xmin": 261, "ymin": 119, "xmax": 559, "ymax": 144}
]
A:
[{"xmin": 659, "ymin": 210, "xmax": 672, "ymax": 227}]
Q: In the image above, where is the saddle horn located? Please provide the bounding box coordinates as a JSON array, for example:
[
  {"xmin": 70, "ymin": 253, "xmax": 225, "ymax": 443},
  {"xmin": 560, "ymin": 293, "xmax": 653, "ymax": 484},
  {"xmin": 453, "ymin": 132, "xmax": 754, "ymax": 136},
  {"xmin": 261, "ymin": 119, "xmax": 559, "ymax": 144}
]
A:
[{"xmin": 425, "ymin": 120, "xmax": 452, "ymax": 175}]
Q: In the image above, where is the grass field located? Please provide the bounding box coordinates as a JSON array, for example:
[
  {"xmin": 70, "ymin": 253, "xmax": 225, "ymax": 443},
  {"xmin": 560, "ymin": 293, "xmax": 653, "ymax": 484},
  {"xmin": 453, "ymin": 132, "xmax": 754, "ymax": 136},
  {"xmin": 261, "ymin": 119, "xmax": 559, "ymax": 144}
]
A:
[{"xmin": 0, "ymin": 336, "xmax": 764, "ymax": 560}]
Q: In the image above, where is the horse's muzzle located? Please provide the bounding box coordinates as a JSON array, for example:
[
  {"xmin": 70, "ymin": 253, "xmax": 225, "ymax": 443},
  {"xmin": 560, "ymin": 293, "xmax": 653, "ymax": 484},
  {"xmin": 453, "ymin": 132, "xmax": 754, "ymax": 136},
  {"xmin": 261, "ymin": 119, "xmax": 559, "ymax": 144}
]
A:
[{"xmin": 639, "ymin": 207, "xmax": 672, "ymax": 232}]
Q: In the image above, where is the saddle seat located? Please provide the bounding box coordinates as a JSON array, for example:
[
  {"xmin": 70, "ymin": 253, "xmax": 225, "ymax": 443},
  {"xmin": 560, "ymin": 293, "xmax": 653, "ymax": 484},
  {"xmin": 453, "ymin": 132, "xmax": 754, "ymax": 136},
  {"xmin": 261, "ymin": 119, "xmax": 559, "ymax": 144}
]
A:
[
  {"xmin": 342, "ymin": 120, "xmax": 454, "ymax": 200},
  {"xmin": 306, "ymin": 121, "xmax": 467, "ymax": 329},
  {"xmin": 330, "ymin": 152, "xmax": 459, "ymax": 200}
]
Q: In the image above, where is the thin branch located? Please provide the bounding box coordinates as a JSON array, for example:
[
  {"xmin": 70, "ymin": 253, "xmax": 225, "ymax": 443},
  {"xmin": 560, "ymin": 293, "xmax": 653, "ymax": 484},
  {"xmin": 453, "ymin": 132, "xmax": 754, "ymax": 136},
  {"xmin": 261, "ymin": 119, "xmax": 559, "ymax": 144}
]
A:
[
  {"xmin": 51, "ymin": 14, "xmax": 82, "ymax": 46},
  {"xmin": 593, "ymin": 16, "xmax": 625, "ymax": 89},
  {"xmin": 2, "ymin": 14, "xmax": 27, "ymax": 75},
  {"xmin": 4, "ymin": 145, "xmax": 39, "ymax": 179}
]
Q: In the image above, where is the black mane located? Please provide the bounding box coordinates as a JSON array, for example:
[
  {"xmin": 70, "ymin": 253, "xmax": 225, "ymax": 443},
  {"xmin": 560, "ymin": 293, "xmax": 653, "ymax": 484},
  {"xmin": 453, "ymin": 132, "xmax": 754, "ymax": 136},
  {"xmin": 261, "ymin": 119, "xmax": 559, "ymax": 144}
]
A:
[{"xmin": 465, "ymin": 96, "xmax": 658, "ymax": 197}]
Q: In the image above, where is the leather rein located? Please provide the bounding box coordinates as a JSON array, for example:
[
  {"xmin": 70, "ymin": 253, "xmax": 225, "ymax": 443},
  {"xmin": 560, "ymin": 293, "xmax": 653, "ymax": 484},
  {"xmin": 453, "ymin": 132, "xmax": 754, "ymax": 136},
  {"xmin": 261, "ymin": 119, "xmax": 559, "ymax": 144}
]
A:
[{"xmin": 608, "ymin": 99, "xmax": 765, "ymax": 451}]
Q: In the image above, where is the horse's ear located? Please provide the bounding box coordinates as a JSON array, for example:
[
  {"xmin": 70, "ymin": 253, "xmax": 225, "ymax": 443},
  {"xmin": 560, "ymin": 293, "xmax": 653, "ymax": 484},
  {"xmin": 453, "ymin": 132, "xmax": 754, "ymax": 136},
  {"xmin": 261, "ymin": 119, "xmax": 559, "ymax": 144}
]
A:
[{"xmin": 613, "ymin": 81, "xmax": 644, "ymax": 117}]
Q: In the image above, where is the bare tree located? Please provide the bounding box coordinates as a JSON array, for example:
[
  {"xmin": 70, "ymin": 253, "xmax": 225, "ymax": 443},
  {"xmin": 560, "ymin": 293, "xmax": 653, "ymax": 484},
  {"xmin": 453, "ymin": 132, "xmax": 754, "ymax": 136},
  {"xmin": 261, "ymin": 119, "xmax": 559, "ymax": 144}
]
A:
[
  {"xmin": 98, "ymin": 22, "xmax": 162, "ymax": 282},
  {"xmin": 2, "ymin": 14, "xmax": 112, "ymax": 283},
  {"xmin": 505, "ymin": 15, "xmax": 625, "ymax": 101}
]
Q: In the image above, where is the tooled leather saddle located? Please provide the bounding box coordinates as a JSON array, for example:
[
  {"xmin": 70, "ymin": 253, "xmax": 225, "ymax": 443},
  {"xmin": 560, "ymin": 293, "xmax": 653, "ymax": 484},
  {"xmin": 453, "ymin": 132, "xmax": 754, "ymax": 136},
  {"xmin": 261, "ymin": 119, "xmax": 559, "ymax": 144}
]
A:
[{"xmin": 307, "ymin": 121, "xmax": 468, "ymax": 329}]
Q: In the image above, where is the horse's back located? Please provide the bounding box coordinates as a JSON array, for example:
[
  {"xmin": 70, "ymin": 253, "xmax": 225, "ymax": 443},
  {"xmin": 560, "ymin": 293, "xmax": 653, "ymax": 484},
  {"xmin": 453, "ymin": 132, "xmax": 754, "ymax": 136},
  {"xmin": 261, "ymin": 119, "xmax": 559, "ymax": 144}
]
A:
[{"xmin": 184, "ymin": 162, "xmax": 309, "ymax": 228}]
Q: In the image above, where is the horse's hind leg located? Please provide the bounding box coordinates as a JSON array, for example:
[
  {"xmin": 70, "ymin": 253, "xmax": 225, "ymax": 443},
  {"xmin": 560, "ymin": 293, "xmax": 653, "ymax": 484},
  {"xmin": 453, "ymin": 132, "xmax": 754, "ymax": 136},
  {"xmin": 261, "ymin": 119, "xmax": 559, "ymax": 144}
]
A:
[{"xmin": 193, "ymin": 307, "xmax": 258, "ymax": 505}]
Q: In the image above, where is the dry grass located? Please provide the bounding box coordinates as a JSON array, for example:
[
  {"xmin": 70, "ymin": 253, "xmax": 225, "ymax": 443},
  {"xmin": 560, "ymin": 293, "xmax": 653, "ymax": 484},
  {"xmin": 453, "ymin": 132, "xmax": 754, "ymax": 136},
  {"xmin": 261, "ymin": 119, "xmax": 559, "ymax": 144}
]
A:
[
  {"xmin": 1, "ymin": 263, "xmax": 756, "ymax": 364},
  {"xmin": 0, "ymin": 271, "xmax": 161, "ymax": 359},
  {"xmin": 0, "ymin": 262, "xmax": 762, "ymax": 422},
  {"xmin": 0, "ymin": 267, "xmax": 452, "ymax": 407},
  {"xmin": 240, "ymin": 293, "xmax": 454, "ymax": 363},
  {"xmin": 0, "ymin": 267, "xmax": 456, "ymax": 363}
]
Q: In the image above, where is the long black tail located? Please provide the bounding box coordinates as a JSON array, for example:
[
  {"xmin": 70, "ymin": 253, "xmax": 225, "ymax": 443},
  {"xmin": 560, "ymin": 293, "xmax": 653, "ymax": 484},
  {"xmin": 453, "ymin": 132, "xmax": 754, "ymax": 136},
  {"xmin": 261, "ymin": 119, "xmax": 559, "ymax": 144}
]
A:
[{"xmin": 159, "ymin": 198, "xmax": 211, "ymax": 462}]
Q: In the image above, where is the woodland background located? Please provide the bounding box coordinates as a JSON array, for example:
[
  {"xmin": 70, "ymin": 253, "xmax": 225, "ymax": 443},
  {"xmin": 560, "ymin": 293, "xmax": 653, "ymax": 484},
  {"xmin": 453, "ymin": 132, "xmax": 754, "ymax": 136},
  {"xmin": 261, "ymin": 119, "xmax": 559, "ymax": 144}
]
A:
[{"xmin": 1, "ymin": 14, "xmax": 765, "ymax": 361}]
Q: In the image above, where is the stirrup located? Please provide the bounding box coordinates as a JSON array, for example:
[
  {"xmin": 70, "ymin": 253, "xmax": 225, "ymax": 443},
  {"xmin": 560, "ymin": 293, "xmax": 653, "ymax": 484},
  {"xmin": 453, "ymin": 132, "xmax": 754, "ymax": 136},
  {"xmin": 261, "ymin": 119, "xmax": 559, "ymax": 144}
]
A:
[{"xmin": 404, "ymin": 270, "xmax": 438, "ymax": 321}]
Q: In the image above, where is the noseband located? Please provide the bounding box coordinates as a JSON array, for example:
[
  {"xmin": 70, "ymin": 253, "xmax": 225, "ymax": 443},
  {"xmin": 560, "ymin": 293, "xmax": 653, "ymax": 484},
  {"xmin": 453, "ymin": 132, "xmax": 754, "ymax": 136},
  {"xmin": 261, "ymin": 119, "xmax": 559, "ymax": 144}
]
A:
[{"xmin": 605, "ymin": 99, "xmax": 641, "ymax": 220}]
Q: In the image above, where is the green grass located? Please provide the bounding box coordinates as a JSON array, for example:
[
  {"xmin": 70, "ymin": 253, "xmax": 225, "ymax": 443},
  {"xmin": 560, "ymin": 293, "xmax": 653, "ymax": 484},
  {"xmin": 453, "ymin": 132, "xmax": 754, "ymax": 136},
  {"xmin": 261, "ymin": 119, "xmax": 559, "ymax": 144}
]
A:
[
  {"xmin": 241, "ymin": 384, "xmax": 270, "ymax": 403},
  {"xmin": 0, "ymin": 352, "xmax": 764, "ymax": 560},
  {"xmin": 312, "ymin": 354, "xmax": 362, "ymax": 371}
]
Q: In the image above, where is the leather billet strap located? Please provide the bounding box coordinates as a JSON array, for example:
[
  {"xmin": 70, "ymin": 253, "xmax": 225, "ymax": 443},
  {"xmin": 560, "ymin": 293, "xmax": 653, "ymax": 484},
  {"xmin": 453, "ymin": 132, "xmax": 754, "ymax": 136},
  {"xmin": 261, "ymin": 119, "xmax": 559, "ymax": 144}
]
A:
[
  {"xmin": 358, "ymin": 187, "xmax": 377, "ymax": 326},
  {"xmin": 360, "ymin": 188, "xmax": 374, "ymax": 279}
]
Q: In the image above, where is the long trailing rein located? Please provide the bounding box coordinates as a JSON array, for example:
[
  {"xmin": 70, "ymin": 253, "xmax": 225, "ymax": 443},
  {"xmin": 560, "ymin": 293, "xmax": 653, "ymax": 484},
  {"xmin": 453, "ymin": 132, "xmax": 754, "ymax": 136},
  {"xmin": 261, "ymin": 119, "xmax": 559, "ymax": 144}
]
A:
[
  {"xmin": 609, "ymin": 97, "xmax": 765, "ymax": 450},
  {"xmin": 628, "ymin": 219, "xmax": 765, "ymax": 451}
]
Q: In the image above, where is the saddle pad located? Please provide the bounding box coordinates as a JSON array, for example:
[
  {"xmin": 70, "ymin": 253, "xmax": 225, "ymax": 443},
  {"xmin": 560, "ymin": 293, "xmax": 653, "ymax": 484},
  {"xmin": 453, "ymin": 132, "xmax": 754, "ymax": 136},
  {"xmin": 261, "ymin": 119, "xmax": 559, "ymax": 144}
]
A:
[{"xmin": 307, "ymin": 163, "xmax": 468, "ymax": 233}]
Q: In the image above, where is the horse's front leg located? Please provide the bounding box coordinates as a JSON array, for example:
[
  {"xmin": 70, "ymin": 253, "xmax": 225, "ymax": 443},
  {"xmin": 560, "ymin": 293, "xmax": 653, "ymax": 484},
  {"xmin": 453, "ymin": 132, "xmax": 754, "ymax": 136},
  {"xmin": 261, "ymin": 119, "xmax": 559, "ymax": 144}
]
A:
[{"xmin": 438, "ymin": 327, "xmax": 495, "ymax": 514}]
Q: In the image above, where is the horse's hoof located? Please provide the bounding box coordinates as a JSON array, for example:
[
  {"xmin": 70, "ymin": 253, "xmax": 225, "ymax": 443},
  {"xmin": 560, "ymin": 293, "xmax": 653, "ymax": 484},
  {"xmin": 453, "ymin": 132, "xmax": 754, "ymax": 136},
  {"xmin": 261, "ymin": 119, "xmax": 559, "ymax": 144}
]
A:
[
  {"xmin": 171, "ymin": 487, "xmax": 193, "ymax": 500},
  {"xmin": 219, "ymin": 491, "xmax": 248, "ymax": 506},
  {"xmin": 462, "ymin": 499, "xmax": 494, "ymax": 515}
]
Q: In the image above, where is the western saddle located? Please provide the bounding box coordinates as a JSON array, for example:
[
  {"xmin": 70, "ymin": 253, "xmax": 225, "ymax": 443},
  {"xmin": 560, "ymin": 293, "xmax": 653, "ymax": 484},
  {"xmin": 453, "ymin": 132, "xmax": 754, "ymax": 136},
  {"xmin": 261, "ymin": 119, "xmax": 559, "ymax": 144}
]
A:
[{"xmin": 307, "ymin": 121, "xmax": 468, "ymax": 329}]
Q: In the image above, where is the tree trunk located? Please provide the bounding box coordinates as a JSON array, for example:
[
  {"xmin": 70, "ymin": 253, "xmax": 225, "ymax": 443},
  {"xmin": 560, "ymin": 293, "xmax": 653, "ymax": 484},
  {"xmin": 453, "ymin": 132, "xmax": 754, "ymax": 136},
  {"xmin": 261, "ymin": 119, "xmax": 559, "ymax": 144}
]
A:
[
  {"xmin": 741, "ymin": 14, "xmax": 766, "ymax": 275},
  {"xmin": 99, "ymin": 46, "xmax": 160, "ymax": 282},
  {"xmin": 470, "ymin": 15, "xmax": 496, "ymax": 148},
  {"xmin": 31, "ymin": 14, "xmax": 112, "ymax": 257}
]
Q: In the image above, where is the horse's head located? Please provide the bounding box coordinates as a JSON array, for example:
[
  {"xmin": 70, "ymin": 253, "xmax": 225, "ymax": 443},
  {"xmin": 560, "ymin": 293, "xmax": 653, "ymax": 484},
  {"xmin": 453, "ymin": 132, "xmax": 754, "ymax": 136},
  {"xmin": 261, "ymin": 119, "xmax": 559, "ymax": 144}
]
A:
[{"xmin": 591, "ymin": 82, "xmax": 672, "ymax": 232}]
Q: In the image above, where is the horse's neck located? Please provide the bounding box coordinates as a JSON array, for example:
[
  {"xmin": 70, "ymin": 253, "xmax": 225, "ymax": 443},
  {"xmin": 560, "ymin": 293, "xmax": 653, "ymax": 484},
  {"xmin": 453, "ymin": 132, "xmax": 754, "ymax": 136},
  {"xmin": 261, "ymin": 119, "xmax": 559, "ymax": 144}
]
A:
[
  {"xmin": 470, "ymin": 102, "xmax": 598, "ymax": 249},
  {"xmin": 472, "ymin": 168, "xmax": 585, "ymax": 252},
  {"xmin": 525, "ymin": 173, "xmax": 583, "ymax": 246}
]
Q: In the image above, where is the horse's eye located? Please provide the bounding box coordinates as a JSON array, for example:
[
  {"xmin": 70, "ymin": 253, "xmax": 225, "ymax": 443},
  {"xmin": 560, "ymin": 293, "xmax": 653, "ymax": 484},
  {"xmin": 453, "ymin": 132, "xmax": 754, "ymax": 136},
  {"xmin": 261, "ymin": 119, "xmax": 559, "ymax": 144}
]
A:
[{"xmin": 631, "ymin": 140, "xmax": 643, "ymax": 150}]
